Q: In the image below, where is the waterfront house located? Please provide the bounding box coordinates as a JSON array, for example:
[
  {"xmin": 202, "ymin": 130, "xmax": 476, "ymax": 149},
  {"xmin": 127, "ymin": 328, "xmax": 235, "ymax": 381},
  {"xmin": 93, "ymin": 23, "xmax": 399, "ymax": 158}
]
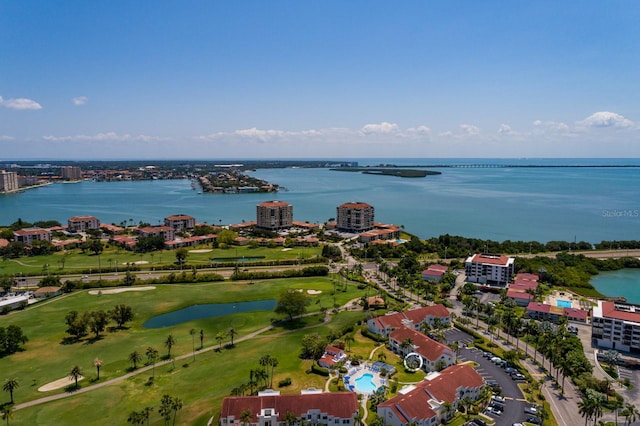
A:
[
  {"xmin": 137, "ymin": 225, "xmax": 175, "ymax": 242},
  {"xmin": 14, "ymin": 227, "xmax": 52, "ymax": 245},
  {"xmin": 164, "ymin": 214, "xmax": 196, "ymax": 233},
  {"xmin": 592, "ymin": 301, "xmax": 640, "ymax": 352},
  {"xmin": 68, "ymin": 215, "xmax": 101, "ymax": 232},
  {"xmin": 256, "ymin": 201, "xmax": 293, "ymax": 230}
]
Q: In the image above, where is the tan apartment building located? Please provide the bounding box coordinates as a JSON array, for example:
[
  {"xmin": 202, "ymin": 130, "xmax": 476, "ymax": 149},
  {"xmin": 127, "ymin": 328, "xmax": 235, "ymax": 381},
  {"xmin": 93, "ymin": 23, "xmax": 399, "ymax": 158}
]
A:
[
  {"xmin": 256, "ymin": 201, "xmax": 293, "ymax": 230},
  {"xmin": 14, "ymin": 227, "xmax": 52, "ymax": 244},
  {"xmin": 164, "ymin": 214, "xmax": 196, "ymax": 232},
  {"xmin": 336, "ymin": 202, "xmax": 374, "ymax": 232},
  {"xmin": 68, "ymin": 216, "xmax": 101, "ymax": 232},
  {"xmin": 0, "ymin": 170, "xmax": 19, "ymax": 192}
]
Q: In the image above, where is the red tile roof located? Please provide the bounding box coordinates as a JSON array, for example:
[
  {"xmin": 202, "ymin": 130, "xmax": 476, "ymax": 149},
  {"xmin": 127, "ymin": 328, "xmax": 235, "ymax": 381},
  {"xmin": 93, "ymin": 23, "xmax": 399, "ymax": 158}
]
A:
[
  {"xmin": 220, "ymin": 392, "xmax": 358, "ymax": 421},
  {"xmin": 526, "ymin": 302, "xmax": 551, "ymax": 313},
  {"xmin": 258, "ymin": 201, "xmax": 291, "ymax": 208},
  {"xmin": 373, "ymin": 305, "xmax": 450, "ymax": 331},
  {"xmin": 378, "ymin": 364, "xmax": 483, "ymax": 421},
  {"xmin": 507, "ymin": 290, "xmax": 533, "ymax": 300},
  {"xmin": 0, "ymin": 238, "xmax": 8, "ymax": 248},
  {"xmin": 598, "ymin": 301, "xmax": 640, "ymax": 322},
  {"xmin": 339, "ymin": 202, "xmax": 373, "ymax": 209},
  {"xmin": 470, "ymin": 253, "xmax": 512, "ymax": 266},
  {"xmin": 427, "ymin": 264, "xmax": 448, "ymax": 272},
  {"xmin": 390, "ymin": 327, "xmax": 452, "ymax": 362},
  {"xmin": 165, "ymin": 214, "xmax": 195, "ymax": 220},
  {"xmin": 515, "ymin": 273, "xmax": 539, "ymax": 281},
  {"xmin": 422, "ymin": 269, "xmax": 445, "ymax": 277},
  {"xmin": 69, "ymin": 215, "xmax": 99, "ymax": 221},
  {"xmin": 511, "ymin": 280, "xmax": 538, "ymax": 290},
  {"xmin": 14, "ymin": 227, "xmax": 50, "ymax": 236}
]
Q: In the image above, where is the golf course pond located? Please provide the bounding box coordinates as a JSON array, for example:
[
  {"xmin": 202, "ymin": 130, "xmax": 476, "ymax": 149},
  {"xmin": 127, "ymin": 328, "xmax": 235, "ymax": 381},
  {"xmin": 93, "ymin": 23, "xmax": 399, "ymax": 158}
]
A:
[{"xmin": 142, "ymin": 299, "xmax": 276, "ymax": 328}]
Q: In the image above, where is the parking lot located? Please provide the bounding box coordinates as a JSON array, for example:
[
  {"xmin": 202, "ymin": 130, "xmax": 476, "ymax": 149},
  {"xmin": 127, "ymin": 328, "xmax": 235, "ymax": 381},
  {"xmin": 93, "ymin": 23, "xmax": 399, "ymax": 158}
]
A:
[{"xmin": 445, "ymin": 328, "xmax": 541, "ymax": 426}]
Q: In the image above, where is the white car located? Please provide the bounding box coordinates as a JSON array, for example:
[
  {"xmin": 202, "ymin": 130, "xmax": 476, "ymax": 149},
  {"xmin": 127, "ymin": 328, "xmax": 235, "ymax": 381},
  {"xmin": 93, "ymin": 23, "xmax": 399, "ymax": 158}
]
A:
[
  {"xmin": 491, "ymin": 395, "xmax": 506, "ymax": 404},
  {"xmin": 490, "ymin": 356, "xmax": 503, "ymax": 364}
]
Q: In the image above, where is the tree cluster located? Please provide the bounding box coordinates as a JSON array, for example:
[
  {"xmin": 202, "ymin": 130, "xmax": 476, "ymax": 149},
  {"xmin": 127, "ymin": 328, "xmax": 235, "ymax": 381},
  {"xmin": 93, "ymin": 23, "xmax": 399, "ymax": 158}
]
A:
[
  {"xmin": 0, "ymin": 325, "xmax": 28, "ymax": 356},
  {"xmin": 229, "ymin": 354, "xmax": 279, "ymax": 396},
  {"xmin": 65, "ymin": 304, "xmax": 134, "ymax": 341}
]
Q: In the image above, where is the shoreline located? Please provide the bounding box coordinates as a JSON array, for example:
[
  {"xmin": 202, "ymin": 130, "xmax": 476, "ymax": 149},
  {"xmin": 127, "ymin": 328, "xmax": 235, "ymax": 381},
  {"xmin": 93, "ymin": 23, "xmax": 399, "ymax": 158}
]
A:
[{"xmin": 0, "ymin": 182, "xmax": 53, "ymax": 195}]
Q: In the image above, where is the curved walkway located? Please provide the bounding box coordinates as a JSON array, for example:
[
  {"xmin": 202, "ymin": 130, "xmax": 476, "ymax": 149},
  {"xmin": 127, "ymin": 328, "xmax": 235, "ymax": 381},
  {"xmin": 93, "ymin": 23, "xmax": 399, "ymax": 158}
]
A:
[{"xmin": 14, "ymin": 299, "xmax": 360, "ymax": 411}]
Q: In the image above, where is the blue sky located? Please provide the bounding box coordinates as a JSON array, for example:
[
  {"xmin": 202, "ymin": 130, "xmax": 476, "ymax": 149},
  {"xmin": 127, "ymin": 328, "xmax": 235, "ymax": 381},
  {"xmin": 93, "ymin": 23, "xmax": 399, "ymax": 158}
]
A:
[{"xmin": 1, "ymin": 1, "xmax": 639, "ymax": 159}]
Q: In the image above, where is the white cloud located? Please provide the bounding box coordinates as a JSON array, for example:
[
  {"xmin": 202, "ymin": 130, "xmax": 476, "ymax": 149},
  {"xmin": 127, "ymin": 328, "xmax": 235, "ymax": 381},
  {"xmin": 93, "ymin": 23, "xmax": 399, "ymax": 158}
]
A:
[
  {"xmin": 42, "ymin": 132, "xmax": 166, "ymax": 142},
  {"xmin": 72, "ymin": 96, "xmax": 88, "ymax": 106},
  {"xmin": 576, "ymin": 111, "xmax": 634, "ymax": 129},
  {"xmin": 460, "ymin": 124, "xmax": 480, "ymax": 135},
  {"xmin": 533, "ymin": 119, "xmax": 570, "ymax": 132},
  {"xmin": 0, "ymin": 135, "xmax": 14, "ymax": 141},
  {"xmin": 497, "ymin": 124, "xmax": 512, "ymax": 134},
  {"xmin": 0, "ymin": 96, "xmax": 42, "ymax": 110},
  {"xmin": 403, "ymin": 125, "xmax": 431, "ymax": 137},
  {"xmin": 360, "ymin": 122, "xmax": 400, "ymax": 135}
]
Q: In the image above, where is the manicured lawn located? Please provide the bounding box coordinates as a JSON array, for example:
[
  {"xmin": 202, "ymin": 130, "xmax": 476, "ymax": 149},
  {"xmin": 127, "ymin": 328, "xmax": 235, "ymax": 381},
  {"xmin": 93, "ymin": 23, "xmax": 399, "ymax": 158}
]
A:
[
  {"xmin": 1, "ymin": 276, "xmax": 369, "ymax": 425},
  {"xmin": 0, "ymin": 244, "xmax": 323, "ymax": 276}
]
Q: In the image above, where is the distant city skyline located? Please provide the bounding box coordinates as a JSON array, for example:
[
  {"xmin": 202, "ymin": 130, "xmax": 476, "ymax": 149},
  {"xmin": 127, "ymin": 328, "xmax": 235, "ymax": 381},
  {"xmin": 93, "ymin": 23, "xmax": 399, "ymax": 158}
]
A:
[{"xmin": 1, "ymin": 1, "xmax": 639, "ymax": 159}]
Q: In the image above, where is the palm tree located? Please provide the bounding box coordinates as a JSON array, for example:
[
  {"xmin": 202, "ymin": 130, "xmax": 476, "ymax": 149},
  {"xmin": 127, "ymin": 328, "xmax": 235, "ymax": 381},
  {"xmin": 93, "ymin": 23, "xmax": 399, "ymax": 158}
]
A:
[
  {"xmin": 284, "ymin": 411, "xmax": 297, "ymax": 426},
  {"xmin": 611, "ymin": 397, "xmax": 624, "ymax": 426},
  {"xmin": 127, "ymin": 411, "xmax": 144, "ymax": 425},
  {"xmin": 1, "ymin": 405, "xmax": 14, "ymax": 426},
  {"xmin": 399, "ymin": 338, "xmax": 413, "ymax": 355},
  {"xmin": 240, "ymin": 409, "xmax": 252, "ymax": 426},
  {"xmin": 344, "ymin": 334, "xmax": 355, "ymax": 352},
  {"xmin": 93, "ymin": 358, "xmax": 103, "ymax": 380},
  {"xmin": 171, "ymin": 397, "xmax": 183, "ymax": 426},
  {"xmin": 190, "ymin": 329, "xmax": 196, "ymax": 361},
  {"xmin": 142, "ymin": 406, "xmax": 153, "ymax": 426},
  {"xmin": 377, "ymin": 351, "xmax": 387, "ymax": 363},
  {"xmin": 69, "ymin": 365, "xmax": 82, "ymax": 390},
  {"xmin": 164, "ymin": 335, "xmax": 176, "ymax": 359},
  {"xmin": 228, "ymin": 327, "xmax": 238, "ymax": 346},
  {"xmin": 578, "ymin": 395, "xmax": 596, "ymax": 426},
  {"xmin": 146, "ymin": 346, "xmax": 159, "ymax": 379},
  {"xmin": 129, "ymin": 351, "xmax": 142, "ymax": 369},
  {"xmin": 2, "ymin": 378, "xmax": 19, "ymax": 404},
  {"xmin": 623, "ymin": 402, "xmax": 639, "ymax": 426},
  {"xmin": 199, "ymin": 329, "xmax": 204, "ymax": 349},
  {"xmin": 216, "ymin": 332, "xmax": 225, "ymax": 350}
]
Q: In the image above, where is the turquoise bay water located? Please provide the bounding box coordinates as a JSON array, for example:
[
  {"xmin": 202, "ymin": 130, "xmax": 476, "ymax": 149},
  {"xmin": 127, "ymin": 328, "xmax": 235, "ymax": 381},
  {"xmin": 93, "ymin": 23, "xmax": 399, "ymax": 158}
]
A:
[
  {"xmin": 142, "ymin": 299, "xmax": 276, "ymax": 328},
  {"xmin": 590, "ymin": 269, "xmax": 640, "ymax": 305},
  {"xmin": 1, "ymin": 158, "xmax": 639, "ymax": 242}
]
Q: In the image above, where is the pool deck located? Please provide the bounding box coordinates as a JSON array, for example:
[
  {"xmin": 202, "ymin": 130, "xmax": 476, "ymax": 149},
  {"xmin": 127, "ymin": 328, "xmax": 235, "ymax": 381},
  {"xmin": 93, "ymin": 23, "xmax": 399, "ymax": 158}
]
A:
[{"xmin": 343, "ymin": 362, "xmax": 386, "ymax": 394}]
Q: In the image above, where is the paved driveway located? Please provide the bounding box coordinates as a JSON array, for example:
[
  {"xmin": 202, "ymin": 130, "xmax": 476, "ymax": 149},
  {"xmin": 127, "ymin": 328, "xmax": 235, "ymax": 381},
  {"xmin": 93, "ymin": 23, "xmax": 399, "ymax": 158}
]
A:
[{"xmin": 445, "ymin": 328, "xmax": 534, "ymax": 426}]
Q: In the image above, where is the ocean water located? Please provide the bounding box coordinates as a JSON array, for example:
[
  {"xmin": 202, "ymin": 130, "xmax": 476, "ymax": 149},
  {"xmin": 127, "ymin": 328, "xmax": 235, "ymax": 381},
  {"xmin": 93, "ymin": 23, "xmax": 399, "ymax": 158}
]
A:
[
  {"xmin": 1, "ymin": 158, "xmax": 639, "ymax": 243},
  {"xmin": 590, "ymin": 269, "xmax": 640, "ymax": 304}
]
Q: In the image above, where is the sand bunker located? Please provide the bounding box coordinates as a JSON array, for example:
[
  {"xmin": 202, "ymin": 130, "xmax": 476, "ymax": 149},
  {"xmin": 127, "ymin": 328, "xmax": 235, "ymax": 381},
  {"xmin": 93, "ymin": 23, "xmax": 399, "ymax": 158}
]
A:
[
  {"xmin": 307, "ymin": 290, "xmax": 322, "ymax": 295},
  {"xmin": 38, "ymin": 375, "xmax": 84, "ymax": 392},
  {"xmin": 282, "ymin": 248, "xmax": 292, "ymax": 251},
  {"xmin": 89, "ymin": 286, "xmax": 156, "ymax": 295},
  {"xmin": 189, "ymin": 249, "xmax": 212, "ymax": 253},
  {"xmin": 121, "ymin": 261, "xmax": 149, "ymax": 265}
]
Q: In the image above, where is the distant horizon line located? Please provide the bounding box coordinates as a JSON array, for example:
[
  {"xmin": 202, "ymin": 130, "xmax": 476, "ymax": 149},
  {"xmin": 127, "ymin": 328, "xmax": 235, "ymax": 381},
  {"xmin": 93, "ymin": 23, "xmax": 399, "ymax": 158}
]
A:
[{"xmin": 2, "ymin": 156, "xmax": 640, "ymax": 162}]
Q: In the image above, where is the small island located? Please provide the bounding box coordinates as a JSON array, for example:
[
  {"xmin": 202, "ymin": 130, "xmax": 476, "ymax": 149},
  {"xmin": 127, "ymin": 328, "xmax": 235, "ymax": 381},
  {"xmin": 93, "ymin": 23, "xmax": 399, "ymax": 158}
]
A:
[{"xmin": 330, "ymin": 167, "xmax": 441, "ymax": 178}]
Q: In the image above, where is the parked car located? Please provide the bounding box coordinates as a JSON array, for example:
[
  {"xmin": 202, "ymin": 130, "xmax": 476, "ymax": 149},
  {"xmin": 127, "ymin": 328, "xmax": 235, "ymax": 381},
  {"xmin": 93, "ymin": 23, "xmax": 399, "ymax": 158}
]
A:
[
  {"xmin": 524, "ymin": 406, "xmax": 539, "ymax": 415},
  {"xmin": 491, "ymin": 395, "xmax": 506, "ymax": 404},
  {"xmin": 504, "ymin": 367, "xmax": 517, "ymax": 374},
  {"xmin": 473, "ymin": 419, "xmax": 487, "ymax": 426},
  {"xmin": 491, "ymin": 356, "xmax": 503, "ymax": 364},
  {"xmin": 483, "ymin": 352, "xmax": 493, "ymax": 358},
  {"xmin": 526, "ymin": 415, "xmax": 542, "ymax": 425},
  {"xmin": 485, "ymin": 380, "xmax": 500, "ymax": 389},
  {"xmin": 485, "ymin": 406, "xmax": 502, "ymax": 416},
  {"xmin": 511, "ymin": 373, "xmax": 526, "ymax": 380}
]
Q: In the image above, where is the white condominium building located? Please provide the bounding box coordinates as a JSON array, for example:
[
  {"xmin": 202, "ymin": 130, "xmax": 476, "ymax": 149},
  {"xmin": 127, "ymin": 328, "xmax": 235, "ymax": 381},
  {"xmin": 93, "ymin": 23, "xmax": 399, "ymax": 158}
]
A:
[{"xmin": 464, "ymin": 253, "xmax": 515, "ymax": 286}]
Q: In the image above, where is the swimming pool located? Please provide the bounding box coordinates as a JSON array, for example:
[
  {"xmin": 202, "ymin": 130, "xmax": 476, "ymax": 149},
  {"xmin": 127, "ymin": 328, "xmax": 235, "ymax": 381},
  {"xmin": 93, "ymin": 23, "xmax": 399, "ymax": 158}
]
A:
[
  {"xmin": 557, "ymin": 299, "xmax": 572, "ymax": 308},
  {"xmin": 354, "ymin": 373, "xmax": 377, "ymax": 393}
]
